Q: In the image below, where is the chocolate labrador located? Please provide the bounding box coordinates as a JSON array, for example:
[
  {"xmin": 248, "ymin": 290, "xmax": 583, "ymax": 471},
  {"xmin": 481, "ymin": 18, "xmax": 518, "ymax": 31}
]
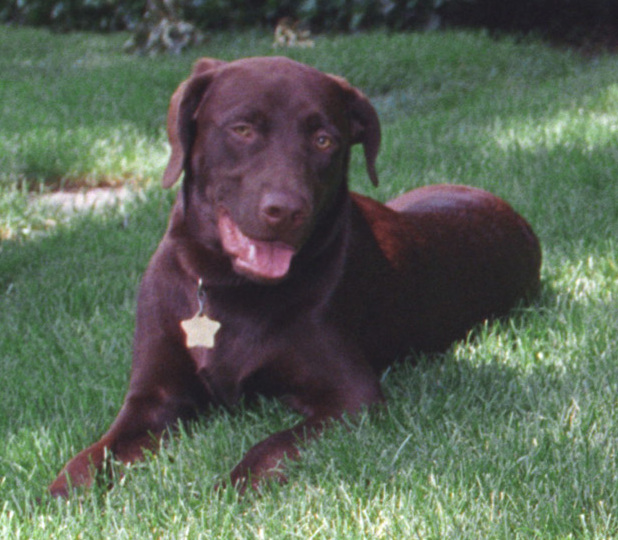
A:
[{"xmin": 49, "ymin": 57, "xmax": 541, "ymax": 497}]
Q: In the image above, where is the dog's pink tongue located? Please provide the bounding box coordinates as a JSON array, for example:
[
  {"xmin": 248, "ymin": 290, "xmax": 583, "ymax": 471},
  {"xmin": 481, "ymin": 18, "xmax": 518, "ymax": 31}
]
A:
[{"xmin": 218, "ymin": 213, "xmax": 295, "ymax": 280}]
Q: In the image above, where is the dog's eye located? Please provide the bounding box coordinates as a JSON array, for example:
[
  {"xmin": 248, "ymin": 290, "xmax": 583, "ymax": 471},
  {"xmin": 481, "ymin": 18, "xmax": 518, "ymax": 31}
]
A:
[
  {"xmin": 314, "ymin": 134, "xmax": 333, "ymax": 151},
  {"xmin": 231, "ymin": 124, "xmax": 254, "ymax": 139}
]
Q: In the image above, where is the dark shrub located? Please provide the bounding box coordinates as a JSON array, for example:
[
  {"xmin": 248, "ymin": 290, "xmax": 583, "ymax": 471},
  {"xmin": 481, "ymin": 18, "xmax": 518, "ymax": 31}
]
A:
[
  {"xmin": 1, "ymin": 0, "xmax": 144, "ymax": 30},
  {"xmin": 442, "ymin": 0, "xmax": 618, "ymax": 44},
  {"xmin": 2, "ymin": 0, "xmax": 616, "ymax": 47}
]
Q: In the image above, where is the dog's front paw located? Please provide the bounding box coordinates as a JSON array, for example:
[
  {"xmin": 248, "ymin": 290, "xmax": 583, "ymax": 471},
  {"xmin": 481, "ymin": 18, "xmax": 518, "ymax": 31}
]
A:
[
  {"xmin": 48, "ymin": 456, "xmax": 94, "ymax": 498},
  {"xmin": 227, "ymin": 460, "xmax": 288, "ymax": 494},
  {"xmin": 225, "ymin": 431, "xmax": 298, "ymax": 493}
]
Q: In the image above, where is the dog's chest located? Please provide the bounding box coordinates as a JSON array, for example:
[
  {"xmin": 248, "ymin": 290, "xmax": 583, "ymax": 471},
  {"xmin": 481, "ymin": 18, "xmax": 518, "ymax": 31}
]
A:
[{"xmin": 183, "ymin": 296, "xmax": 294, "ymax": 407}]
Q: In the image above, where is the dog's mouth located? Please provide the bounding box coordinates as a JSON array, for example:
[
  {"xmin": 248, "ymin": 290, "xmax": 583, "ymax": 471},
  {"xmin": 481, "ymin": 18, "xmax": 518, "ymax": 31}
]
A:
[{"xmin": 217, "ymin": 210, "xmax": 296, "ymax": 282}]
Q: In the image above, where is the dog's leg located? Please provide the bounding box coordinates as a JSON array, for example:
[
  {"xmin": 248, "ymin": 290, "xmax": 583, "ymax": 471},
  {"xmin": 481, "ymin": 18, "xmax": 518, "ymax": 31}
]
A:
[
  {"xmin": 228, "ymin": 359, "xmax": 384, "ymax": 491},
  {"xmin": 228, "ymin": 416, "xmax": 325, "ymax": 490},
  {"xmin": 48, "ymin": 341, "xmax": 207, "ymax": 498}
]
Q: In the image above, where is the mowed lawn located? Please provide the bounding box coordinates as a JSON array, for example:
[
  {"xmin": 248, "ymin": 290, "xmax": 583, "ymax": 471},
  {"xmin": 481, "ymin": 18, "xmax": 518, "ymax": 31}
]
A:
[{"xmin": 1, "ymin": 26, "xmax": 617, "ymax": 538}]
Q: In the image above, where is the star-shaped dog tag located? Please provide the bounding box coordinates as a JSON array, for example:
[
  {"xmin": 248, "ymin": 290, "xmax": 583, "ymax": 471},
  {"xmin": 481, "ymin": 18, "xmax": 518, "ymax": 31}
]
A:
[
  {"xmin": 181, "ymin": 313, "xmax": 221, "ymax": 349},
  {"xmin": 181, "ymin": 279, "xmax": 221, "ymax": 349}
]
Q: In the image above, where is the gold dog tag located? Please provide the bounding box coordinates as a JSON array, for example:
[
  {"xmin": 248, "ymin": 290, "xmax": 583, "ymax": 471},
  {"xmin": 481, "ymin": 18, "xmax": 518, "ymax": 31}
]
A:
[
  {"xmin": 181, "ymin": 279, "xmax": 221, "ymax": 349},
  {"xmin": 181, "ymin": 314, "xmax": 221, "ymax": 348}
]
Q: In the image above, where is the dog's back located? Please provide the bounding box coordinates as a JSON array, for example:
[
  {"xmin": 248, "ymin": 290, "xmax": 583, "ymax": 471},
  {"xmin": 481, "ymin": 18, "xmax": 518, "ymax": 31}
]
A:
[{"xmin": 351, "ymin": 185, "xmax": 541, "ymax": 356}]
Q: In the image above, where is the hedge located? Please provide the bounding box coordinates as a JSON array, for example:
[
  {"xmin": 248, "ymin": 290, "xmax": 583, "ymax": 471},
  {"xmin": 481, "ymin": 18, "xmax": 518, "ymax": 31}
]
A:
[{"xmin": 2, "ymin": 0, "xmax": 617, "ymax": 44}]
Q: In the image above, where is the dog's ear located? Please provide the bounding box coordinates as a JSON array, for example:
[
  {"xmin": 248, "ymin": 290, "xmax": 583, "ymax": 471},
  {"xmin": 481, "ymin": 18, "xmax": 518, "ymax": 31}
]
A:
[
  {"xmin": 330, "ymin": 75, "xmax": 381, "ymax": 187},
  {"xmin": 162, "ymin": 58, "xmax": 227, "ymax": 188}
]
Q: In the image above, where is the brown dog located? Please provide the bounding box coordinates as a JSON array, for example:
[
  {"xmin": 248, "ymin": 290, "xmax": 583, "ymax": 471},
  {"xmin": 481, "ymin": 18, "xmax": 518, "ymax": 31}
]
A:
[{"xmin": 49, "ymin": 57, "xmax": 541, "ymax": 497}]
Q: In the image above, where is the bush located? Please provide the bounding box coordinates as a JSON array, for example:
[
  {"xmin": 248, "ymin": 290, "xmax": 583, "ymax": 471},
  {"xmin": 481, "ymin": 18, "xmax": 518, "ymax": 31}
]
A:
[
  {"xmin": 442, "ymin": 0, "xmax": 618, "ymax": 44},
  {"xmin": 0, "ymin": 0, "xmax": 455, "ymax": 32},
  {"xmin": 1, "ymin": 0, "xmax": 144, "ymax": 31},
  {"xmin": 2, "ymin": 0, "xmax": 617, "ymax": 46},
  {"xmin": 183, "ymin": 0, "xmax": 447, "ymax": 31}
]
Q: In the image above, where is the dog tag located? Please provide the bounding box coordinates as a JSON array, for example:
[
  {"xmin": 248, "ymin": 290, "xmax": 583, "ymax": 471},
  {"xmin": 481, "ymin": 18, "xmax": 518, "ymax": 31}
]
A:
[
  {"xmin": 181, "ymin": 314, "xmax": 220, "ymax": 348},
  {"xmin": 181, "ymin": 279, "xmax": 221, "ymax": 349}
]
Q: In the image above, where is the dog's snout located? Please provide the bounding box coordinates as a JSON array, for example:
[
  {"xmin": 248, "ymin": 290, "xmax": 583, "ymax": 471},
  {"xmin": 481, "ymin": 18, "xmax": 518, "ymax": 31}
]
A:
[{"xmin": 260, "ymin": 192, "xmax": 308, "ymax": 231}]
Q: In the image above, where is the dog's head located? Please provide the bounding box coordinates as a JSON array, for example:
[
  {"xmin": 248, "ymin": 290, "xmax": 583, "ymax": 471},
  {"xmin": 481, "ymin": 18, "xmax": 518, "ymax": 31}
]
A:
[{"xmin": 163, "ymin": 56, "xmax": 381, "ymax": 283}]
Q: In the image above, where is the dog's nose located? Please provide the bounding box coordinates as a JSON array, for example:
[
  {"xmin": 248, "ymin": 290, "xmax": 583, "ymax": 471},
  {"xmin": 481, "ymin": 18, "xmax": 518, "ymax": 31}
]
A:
[{"xmin": 260, "ymin": 192, "xmax": 308, "ymax": 231}]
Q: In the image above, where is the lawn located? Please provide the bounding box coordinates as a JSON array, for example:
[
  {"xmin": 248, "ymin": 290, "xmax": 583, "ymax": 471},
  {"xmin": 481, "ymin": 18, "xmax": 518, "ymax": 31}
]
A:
[{"xmin": 1, "ymin": 25, "xmax": 617, "ymax": 538}]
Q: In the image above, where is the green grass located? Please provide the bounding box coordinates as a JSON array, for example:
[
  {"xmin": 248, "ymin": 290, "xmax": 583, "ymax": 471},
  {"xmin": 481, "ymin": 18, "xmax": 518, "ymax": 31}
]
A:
[{"xmin": 1, "ymin": 25, "xmax": 618, "ymax": 538}]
